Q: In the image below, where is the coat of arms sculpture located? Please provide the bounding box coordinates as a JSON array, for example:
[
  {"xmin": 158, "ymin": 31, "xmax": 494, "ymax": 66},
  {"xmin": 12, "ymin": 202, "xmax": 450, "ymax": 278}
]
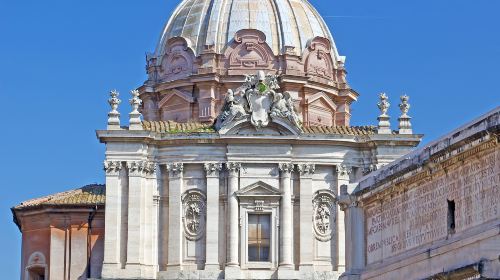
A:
[{"xmin": 215, "ymin": 71, "xmax": 302, "ymax": 132}]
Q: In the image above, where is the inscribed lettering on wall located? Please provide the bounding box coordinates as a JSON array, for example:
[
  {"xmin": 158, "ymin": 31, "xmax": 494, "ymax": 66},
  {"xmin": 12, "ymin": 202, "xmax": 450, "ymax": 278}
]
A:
[{"xmin": 365, "ymin": 146, "xmax": 500, "ymax": 264}]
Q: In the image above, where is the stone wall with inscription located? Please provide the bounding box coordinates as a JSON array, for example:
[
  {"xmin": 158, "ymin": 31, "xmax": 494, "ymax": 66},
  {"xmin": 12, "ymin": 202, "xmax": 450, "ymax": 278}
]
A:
[
  {"xmin": 344, "ymin": 108, "xmax": 500, "ymax": 280},
  {"xmin": 365, "ymin": 146, "xmax": 499, "ymax": 264}
]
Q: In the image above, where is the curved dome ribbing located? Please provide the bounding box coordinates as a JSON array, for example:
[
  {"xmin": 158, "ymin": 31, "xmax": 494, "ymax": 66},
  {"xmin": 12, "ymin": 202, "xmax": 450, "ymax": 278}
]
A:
[{"xmin": 156, "ymin": 0, "xmax": 341, "ymax": 59}]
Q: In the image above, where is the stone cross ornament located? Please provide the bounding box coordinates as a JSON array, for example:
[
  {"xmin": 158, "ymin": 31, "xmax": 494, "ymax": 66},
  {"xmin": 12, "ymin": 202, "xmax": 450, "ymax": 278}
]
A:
[{"xmin": 215, "ymin": 71, "xmax": 302, "ymax": 131}]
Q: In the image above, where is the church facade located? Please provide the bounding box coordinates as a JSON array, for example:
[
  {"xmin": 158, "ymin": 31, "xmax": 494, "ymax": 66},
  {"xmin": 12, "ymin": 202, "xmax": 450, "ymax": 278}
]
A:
[{"xmin": 11, "ymin": 0, "xmax": 499, "ymax": 280}]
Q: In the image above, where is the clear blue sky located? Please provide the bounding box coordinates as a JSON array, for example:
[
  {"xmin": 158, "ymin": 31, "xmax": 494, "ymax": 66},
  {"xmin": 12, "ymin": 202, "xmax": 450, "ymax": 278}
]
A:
[{"xmin": 0, "ymin": 0, "xmax": 499, "ymax": 278}]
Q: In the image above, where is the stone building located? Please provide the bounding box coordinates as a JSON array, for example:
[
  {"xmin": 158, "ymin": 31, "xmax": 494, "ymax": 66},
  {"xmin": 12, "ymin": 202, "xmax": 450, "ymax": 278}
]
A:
[
  {"xmin": 12, "ymin": 0, "xmax": 498, "ymax": 280},
  {"xmin": 339, "ymin": 108, "xmax": 500, "ymax": 280}
]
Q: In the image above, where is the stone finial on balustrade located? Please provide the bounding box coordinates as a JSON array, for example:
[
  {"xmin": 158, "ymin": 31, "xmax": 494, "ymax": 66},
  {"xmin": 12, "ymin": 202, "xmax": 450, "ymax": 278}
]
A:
[
  {"xmin": 377, "ymin": 93, "xmax": 391, "ymax": 134},
  {"xmin": 398, "ymin": 95, "xmax": 413, "ymax": 134},
  {"xmin": 107, "ymin": 89, "xmax": 121, "ymax": 130},
  {"xmin": 129, "ymin": 89, "xmax": 143, "ymax": 130}
]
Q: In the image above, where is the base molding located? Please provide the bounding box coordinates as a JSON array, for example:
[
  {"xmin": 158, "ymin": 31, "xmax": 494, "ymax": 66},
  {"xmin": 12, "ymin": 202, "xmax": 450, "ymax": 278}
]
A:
[{"xmin": 95, "ymin": 269, "xmax": 340, "ymax": 280}]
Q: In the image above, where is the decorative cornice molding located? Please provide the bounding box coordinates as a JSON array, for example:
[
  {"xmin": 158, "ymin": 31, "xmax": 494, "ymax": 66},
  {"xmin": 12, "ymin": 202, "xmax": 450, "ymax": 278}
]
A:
[
  {"xmin": 166, "ymin": 163, "xmax": 184, "ymax": 177},
  {"xmin": 297, "ymin": 163, "xmax": 315, "ymax": 176},
  {"xmin": 204, "ymin": 162, "xmax": 223, "ymax": 176},
  {"xmin": 103, "ymin": 161, "xmax": 122, "ymax": 175}
]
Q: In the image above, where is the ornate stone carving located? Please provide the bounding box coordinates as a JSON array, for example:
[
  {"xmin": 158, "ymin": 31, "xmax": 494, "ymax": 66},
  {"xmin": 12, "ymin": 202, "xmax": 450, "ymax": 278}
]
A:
[
  {"xmin": 225, "ymin": 30, "xmax": 275, "ymax": 72},
  {"xmin": 304, "ymin": 37, "xmax": 334, "ymax": 81},
  {"xmin": 107, "ymin": 90, "xmax": 121, "ymax": 128},
  {"xmin": 336, "ymin": 164, "xmax": 353, "ymax": 178},
  {"xmin": 204, "ymin": 162, "xmax": 223, "ymax": 176},
  {"xmin": 297, "ymin": 163, "xmax": 316, "ymax": 176},
  {"xmin": 313, "ymin": 190, "xmax": 337, "ymax": 242},
  {"xmin": 378, "ymin": 93, "xmax": 390, "ymax": 116},
  {"xmin": 127, "ymin": 161, "xmax": 156, "ymax": 176},
  {"xmin": 278, "ymin": 163, "xmax": 295, "ymax": 174},
  {"xmin": 104, "ymin": 161, "xmax": 122, "ymax": 174},
  {"xmin": 226, "ymin": 162, "xmax": 242, "ymax": 175},
  {"xmin": 377, "ymin": 93, "xmax": 391, "ymax": 134},
  {"xmin": 181, "ymin": 189, "xmax": 207, "ymax": 241},
  {"xmin": 254, "ymin": 200, "xmax": 265, "ymax": 211},
  {"xmin": 215, "ymin": 71, "xmax": 302, "ymax": 132},
  {"xmin": 166, "ymin": 163, "xmax": 184, "ymax": 177},
  {"xmin": 129, "ymin": 90, "xmax": 143, "ymax": 130},
  {"xmin": 398, "ymin": 95, "xmax": 413, "ymax": 134},
  {"xmin": 160, "ymin": 37, "xmax": 195, "ymax": 81}
]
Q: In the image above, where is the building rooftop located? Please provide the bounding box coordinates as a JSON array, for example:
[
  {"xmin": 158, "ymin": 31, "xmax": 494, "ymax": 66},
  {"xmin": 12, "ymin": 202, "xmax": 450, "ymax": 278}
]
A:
[
  {"xmin": 12, "ymin": 184, "xmax": 105, "ymax": 211},
  {"xmin": 142, "ymin": 120, "xmax": 378, "ymax": 136}
]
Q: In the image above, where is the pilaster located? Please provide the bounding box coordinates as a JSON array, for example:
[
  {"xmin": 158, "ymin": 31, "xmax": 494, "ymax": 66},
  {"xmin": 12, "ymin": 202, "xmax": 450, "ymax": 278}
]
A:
[
  {"xmin": 125, "ymin": 161, "xmax": 156, "ymax": 277},
  {"xmin": 278, "ymin": 163, "xmax": 294, "ymax": 269},
  {"xmin": 198, "ymin": 83, "xmax": 218, "ymax": 123},
  {"xmin": 336, "ymin": 164, "xmax": 352, "ymax": 273},
  {"xmin": 102, "ymin": 161, "xmax": 124, "ymax": 276},
  {"xmin": 338, "ymin": 186, "xmax": 365, "ymax": 280},
  {"xmin": 204, "ymin": 163, "xmax": 223, "ymax": 271},
  {"xmin": 297, "ymin": 163, "xmax": 315, "ymax": 272},
  {"xmin": 226, "ymin": 162, "xmax": 241, "ymax": 268},
  {"xmin": 166, "ymin": 163, "xmax": 184, "ymax": 271}
]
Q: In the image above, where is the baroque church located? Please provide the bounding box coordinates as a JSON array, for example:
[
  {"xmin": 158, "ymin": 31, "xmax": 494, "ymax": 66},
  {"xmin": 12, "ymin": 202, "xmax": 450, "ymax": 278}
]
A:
[{"xmin": 12, "ymin": 0, "xmax": 500, "ymax": 280}]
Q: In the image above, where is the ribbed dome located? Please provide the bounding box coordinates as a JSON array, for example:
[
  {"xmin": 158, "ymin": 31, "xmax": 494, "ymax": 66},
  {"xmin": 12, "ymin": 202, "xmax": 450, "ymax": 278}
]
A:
[{"xmin": 156, "ymin": 0, "xmax": 341, "ymax": 59}]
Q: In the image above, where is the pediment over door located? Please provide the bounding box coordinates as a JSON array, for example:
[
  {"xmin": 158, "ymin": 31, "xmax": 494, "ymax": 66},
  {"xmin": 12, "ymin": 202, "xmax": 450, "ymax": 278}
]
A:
[{"xmin": 236, "ymin": 181, "xmax": 281, "ymax": 200}]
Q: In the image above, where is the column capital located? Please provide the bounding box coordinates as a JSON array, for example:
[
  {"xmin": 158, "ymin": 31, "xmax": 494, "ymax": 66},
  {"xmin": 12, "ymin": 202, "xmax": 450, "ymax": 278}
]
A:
[
  {"xmin": 166, "ymin": 162, "xmax": 184, "ymax": 178},
  {"xmin": 297, "ymin": 163, "xmax": 315, "ymax": 177},
  {"xmin": 336, "ymin": 164, "xmax": 353, "ymax": 180},
  {"xmin": 278, "ymin": 163, "xmax": 295, "ymax": 175},
  {"xmin": 103, "ymin": 160, "xmax": 122, "ymax": 175},
  {"xmin": 337, "ymin": 194, "xmax": 360, "ymax": 212},
  {"xmin": 226, "ymin": 162, "xmax": 241, "ymax": 175},
  {"xmin": 127, "ymin": 161, "xmax": 156, "ymax": 177},
  {"xmin": 204, "ymin": 162, "xmax": 223, "ymax": 177}
]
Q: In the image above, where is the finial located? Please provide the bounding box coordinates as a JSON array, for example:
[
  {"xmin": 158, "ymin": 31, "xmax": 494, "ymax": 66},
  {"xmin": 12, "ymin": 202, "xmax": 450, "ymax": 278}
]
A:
[
  {"xmin": 398, "ymin": 94, "xmax": 413, "ymax": 134},
  {"xmin": 107, "ymin": 90, "xmax": 121, "ymax": 130},
  {"xmin": 377, "ymin": 93, "xmax": 391, "ymax": 134},
  {"xmin": 129, "ymin": 89, "xmax": 143, "ymax": 130}
]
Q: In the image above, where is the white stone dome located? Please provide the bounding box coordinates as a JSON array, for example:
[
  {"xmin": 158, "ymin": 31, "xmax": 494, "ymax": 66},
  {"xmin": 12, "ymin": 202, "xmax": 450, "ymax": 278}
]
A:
[{"xmin": 156, "ymin": 0, "xmax": 341, "ymax": 60}]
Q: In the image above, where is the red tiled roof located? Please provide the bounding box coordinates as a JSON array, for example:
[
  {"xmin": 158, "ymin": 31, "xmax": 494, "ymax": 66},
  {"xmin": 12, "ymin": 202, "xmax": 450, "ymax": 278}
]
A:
[{"xmin": 13, "ymin": 184, "xmax": 105, "ymax": 210}]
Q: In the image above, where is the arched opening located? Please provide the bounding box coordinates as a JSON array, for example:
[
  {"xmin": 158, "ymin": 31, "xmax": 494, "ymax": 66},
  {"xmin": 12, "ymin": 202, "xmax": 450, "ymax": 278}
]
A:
[{"xmin": 25, "ymin": 252, "xmax": 48, "ymax": 280}]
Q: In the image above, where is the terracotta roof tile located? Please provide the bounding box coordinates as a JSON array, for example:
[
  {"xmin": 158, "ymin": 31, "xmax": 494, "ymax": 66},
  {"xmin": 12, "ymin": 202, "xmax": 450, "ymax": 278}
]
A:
[
  {"xmin": 13, "ymin": 184, "xmax": 105, "ymax": 210},
  {"xmin": 142, "ymin": 121, "xmax": 377, "ymax": 136}
]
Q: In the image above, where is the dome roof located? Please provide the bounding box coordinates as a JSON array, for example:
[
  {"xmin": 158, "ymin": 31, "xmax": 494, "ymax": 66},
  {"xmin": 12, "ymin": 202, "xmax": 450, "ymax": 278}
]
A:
[{"xmin": 156, "ymin": 0, "xmax": 341, "ymax": 59}]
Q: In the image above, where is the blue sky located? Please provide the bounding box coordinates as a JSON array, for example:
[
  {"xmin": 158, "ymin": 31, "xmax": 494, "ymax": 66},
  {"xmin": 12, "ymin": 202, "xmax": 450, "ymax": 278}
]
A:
[{"xmin": 0, "ymin": 0, "xmax": 499, "ymax": 277}]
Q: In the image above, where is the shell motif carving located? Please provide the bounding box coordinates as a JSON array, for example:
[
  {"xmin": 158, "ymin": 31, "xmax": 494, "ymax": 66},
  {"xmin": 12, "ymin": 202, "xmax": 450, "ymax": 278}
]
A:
[
  {"xmin": 313, "ymin": 190, "xmax": 337, "ymax": 242},
  {"xmin": 181, "ymin": 189, "xmax": 207, "ymax": 241}
]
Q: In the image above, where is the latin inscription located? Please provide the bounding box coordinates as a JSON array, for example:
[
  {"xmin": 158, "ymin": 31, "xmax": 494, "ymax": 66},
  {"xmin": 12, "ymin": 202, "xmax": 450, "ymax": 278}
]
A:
[{"xmin": 366, "ymin": 148, "xmax": 500, "ymax": 264}]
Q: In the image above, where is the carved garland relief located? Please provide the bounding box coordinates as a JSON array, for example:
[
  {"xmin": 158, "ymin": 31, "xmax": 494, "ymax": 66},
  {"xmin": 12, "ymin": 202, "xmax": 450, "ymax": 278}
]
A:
[
  {"xmin": 181, "ymin": 189, "xmax": 207, "ymax": 241},
  {"xmin": 313, "ymin": 190, "xmax": 337, "ymax": 242}
]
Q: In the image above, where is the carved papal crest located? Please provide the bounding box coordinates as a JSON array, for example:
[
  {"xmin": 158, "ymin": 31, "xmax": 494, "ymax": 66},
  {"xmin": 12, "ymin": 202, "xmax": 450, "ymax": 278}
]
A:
[
  {"xmin": 313, "ymin": 190, "xmax": 337, "ymax": 242},
  {"xmin": 181, "ymin": 189, "xmax": 207, "ymax": 241},
  {"xmin": 215, "ymin": 71, "xmax": 302, "ymax": 132}
]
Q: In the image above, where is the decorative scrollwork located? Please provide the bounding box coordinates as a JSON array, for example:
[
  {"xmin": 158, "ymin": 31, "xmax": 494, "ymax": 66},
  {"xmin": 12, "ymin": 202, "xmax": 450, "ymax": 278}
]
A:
[
  {"xmin": 313, "ymin": 190, "xmax": 337, "ymax": 242},
  {"xmin": 182, "ymin": 189, "xmax": 207, "ymax": 241}
]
